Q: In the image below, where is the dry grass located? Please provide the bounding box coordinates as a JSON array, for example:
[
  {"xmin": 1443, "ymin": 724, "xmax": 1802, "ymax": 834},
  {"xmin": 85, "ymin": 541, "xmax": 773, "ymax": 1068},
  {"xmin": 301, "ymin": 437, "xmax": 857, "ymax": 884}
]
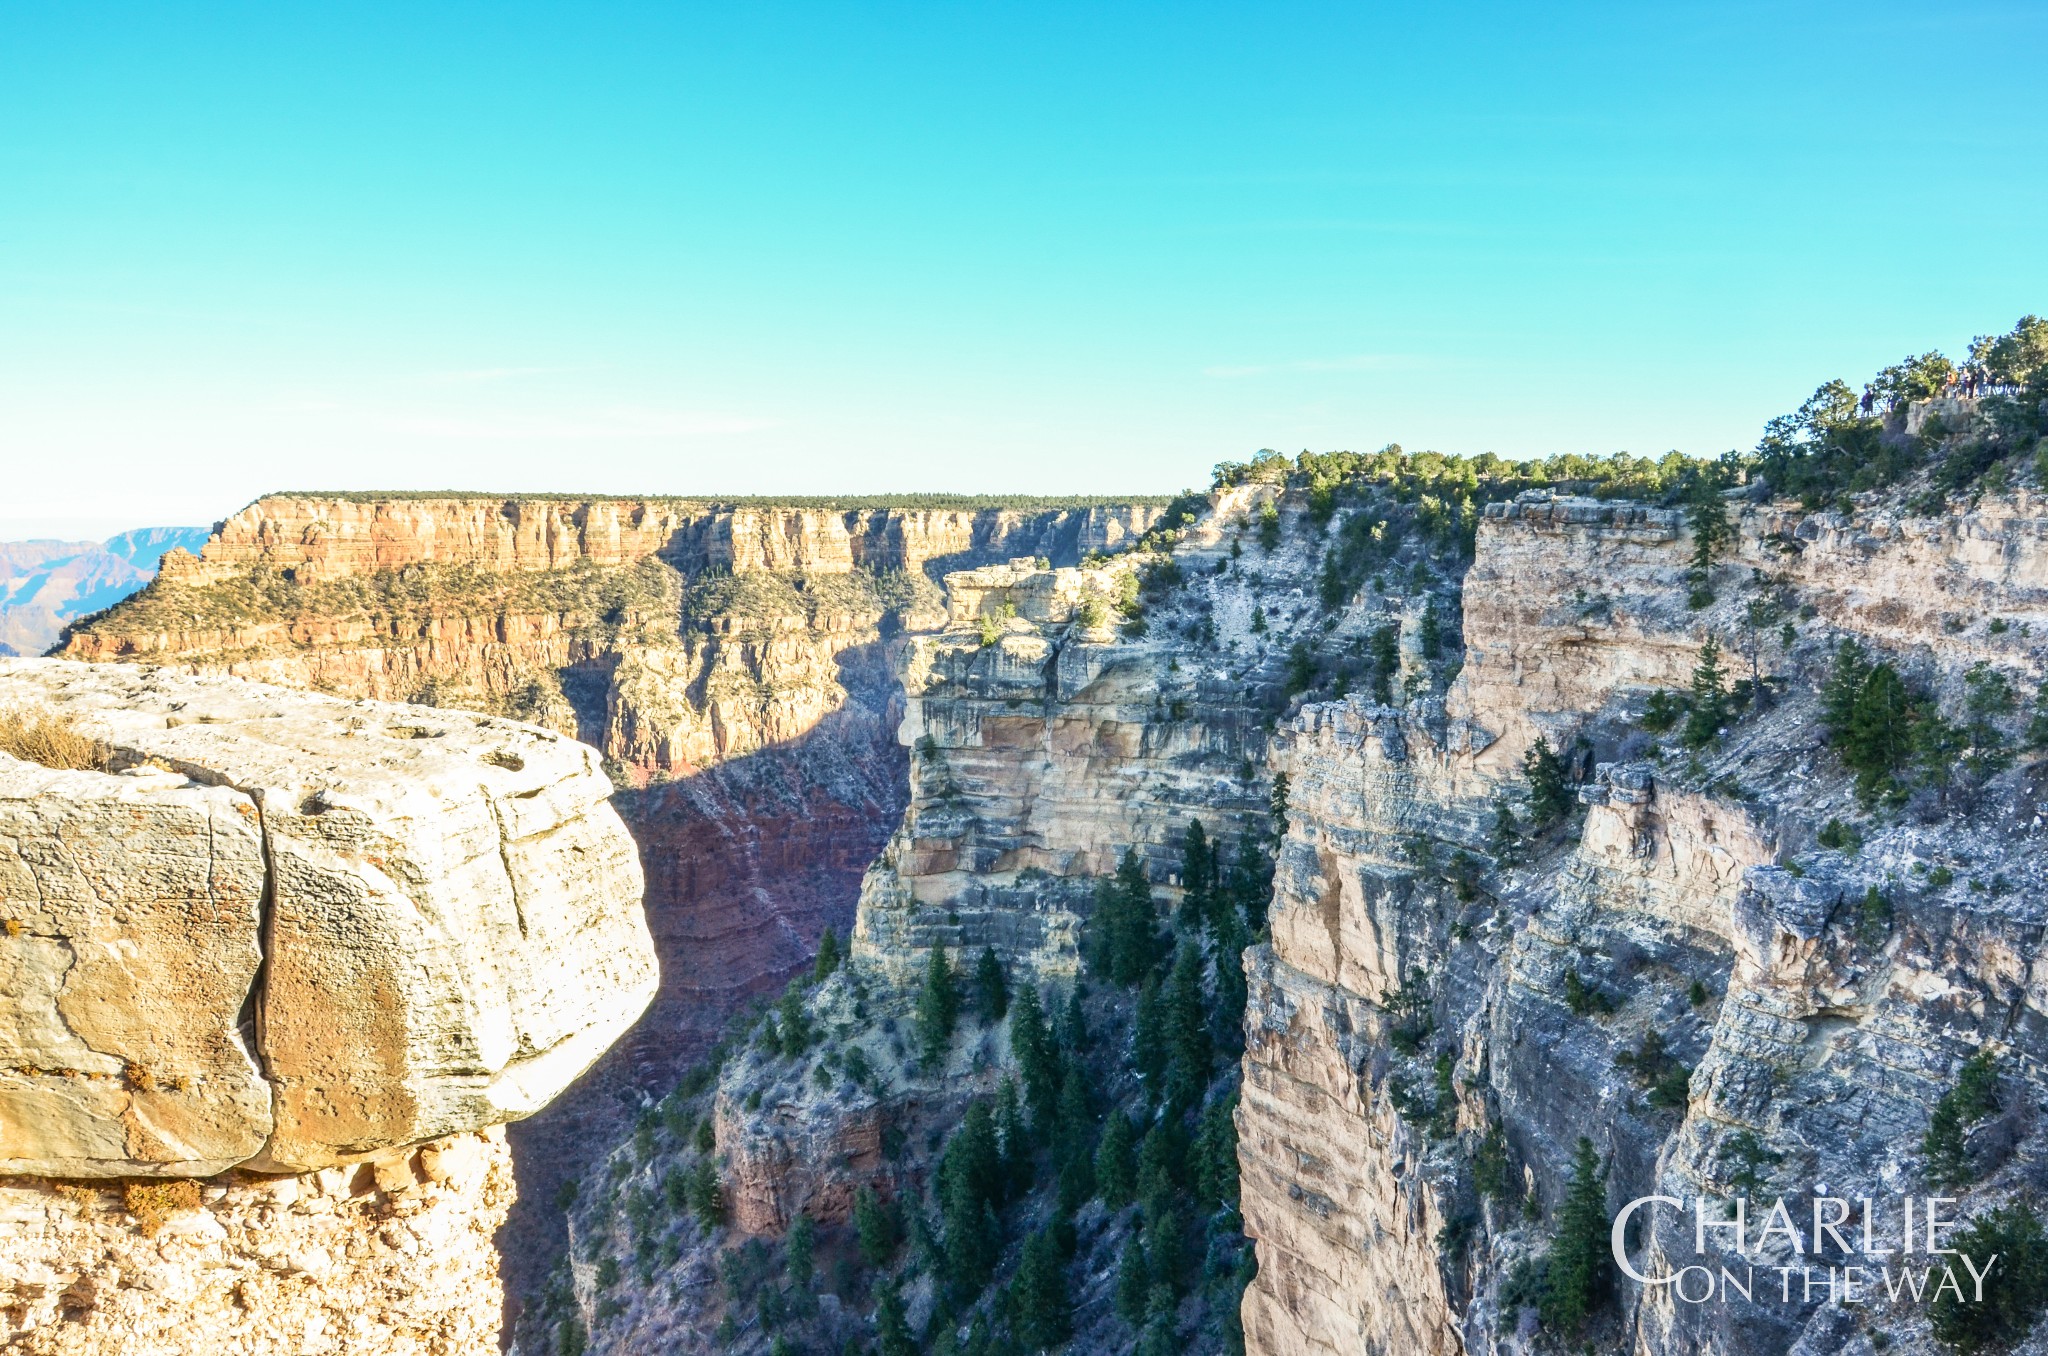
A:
[
  {"xmin": 122, "ymin": 1179, "xmax": 202, "ymax": 1234},
  {"xmin": 0, "ymin": 706, "xmax": 110, "ymax": 772}
]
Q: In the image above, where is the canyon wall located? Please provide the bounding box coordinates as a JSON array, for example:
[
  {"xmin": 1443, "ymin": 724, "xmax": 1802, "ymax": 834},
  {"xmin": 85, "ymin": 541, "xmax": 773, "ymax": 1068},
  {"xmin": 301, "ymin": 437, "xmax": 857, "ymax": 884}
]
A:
[
  {"xmin": 1239, "ymin": 489, "xmax": 2048, "ymax": 1356},
  {"xmin": 62, "ymin": 492, "xmax": 1169, "ymax": 1307}
]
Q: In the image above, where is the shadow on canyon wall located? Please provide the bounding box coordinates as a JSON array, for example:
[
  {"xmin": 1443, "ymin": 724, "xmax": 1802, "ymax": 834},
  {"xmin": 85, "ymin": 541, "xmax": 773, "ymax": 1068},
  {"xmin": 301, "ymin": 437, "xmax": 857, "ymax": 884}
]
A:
[{"xmin": 494, "ymin": 638, "xmax": 909, "ymax": 1332}]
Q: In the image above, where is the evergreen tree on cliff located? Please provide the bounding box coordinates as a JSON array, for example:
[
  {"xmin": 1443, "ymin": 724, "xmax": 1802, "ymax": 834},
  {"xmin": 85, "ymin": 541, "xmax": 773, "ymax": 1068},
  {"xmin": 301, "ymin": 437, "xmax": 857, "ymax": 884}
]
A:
[
  {"xmin": 1522, "ymin": 735, "xmax": 1572, "ymax": 828},
  {"xmin": 1540, "ymin": 1136, "xmax": 1612, "ymax": 1333},
  {"xmin": 918, "ymin": 945, "xmax": 961, "ymax": 1067}
]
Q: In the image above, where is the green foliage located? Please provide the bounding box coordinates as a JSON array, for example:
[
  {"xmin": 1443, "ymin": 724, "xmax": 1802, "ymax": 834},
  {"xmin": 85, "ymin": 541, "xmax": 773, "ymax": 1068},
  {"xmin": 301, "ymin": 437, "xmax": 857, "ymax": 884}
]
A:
[
  {"xmin": 1009, "ymin": 983, "xmax": 1061, "ymax": 1130},
  {"xmin": 1924, "ymin": 1050, "xmax": 2003, "ymax": 1188},
  {"xmin": 813, "ymin": 928, "xmax": 842, "ymax": 981},
  {"xmin": 1822, "ymin": 642, "xmax": 1924, "ymax": 806},
  {"xmin": 940, "ymin": 1102, "xmax": 1006, "ymax": 1300},
  {"xmin": 1087, "ymin": 849, "xmax": 1165, "ymax": 987},
  {"xmin": 1538, "ymin": 1137, "xmax": 1611, "ymax": 1334},
  {"xmin": 1487, "ymin": 794, "xmax": 1520, "ymax": 863},
  {"xmin": 1681, "ymin": 636, "xmax": 1729, "ymax": 748},
  {"xmin": 1248, "ymin": 604, "xmax": 1266, "ymax": 634},
  {"xmin": 1929, "ymin": 1203, "xmax": 2048, "ymax": 1354},
  {"xmin": 1178, "ymin": 820, "xmax": 1217, "ymax": 926},
  {"xmin": 1816, "ymin": 818, "xmax": 1860, "ymax": 853},
  {"xmin": 1857, "ymin": 886, "xmax": 1894, "ymax": 945},
  {"xmin": 854, "ymin": 1186, "xmax": 899, "ymax": 1267},
  {"xmin": 875, "ymin": 1279, "xmax": 916, "ymax": 1356},
  {"xmin": 1096, "ymin": 1110, "xmax": 1139, "ymax": 1208},
  {"xmin": 1161, "ymin": 945, "xmax": 1214, "ymax": 1109},
  {"xmin": 1473, "ymin": 1124, "xmax": 1512, "ymax": 1202},
  {"xmin": 918, "ymin": 946, "xmax": 962, "ymax": 1067},
  {"xmin": 1685, "ymin": 479, "xmax": 1733, "ymax": 607},
  {"xmin": 1641, "ymin": 688, "xmax": 1682, "ymax": 734},
  {"xmin": 1562, "ymin": 969, "xmax": 1613, "ymax": 1018},
  {"xmin": 1283, "ymin": 640, "xmax": 1317, "ymax": 697},
  {"xmin": 786, "ymin": 1213, "xmax": 816, "ymax": 1287},
  {"xmin": 1522, "ymin": 735, "xmax": 1573, "ymax": 828},
  {"xmin": 1687, "ymin": 979, "xmax": 1710, "ymax": 1008},
  {"xmin": 1719, "ymin": 1129, "xmax": 1782, "ymax": 1195},
  {"xmin": 973, "ymin": 946, "xmax": 1010, "ymax": 1022},
  {"xmin": 684, "ymin": 1158, "xmax": 724, "ymax": 1230},
  {"xmin": 1961, "ymin": 663, "xmax": 2017, "ymax": 788},
  {"xmin": 1008, "ymin": 1229, "xmax": 1075, "ymax": 1348},
  {"xmin": 1256, "ymin": 499, "xmax": 1281, "ymax": 552},
  {"xmin": 1367, "ymin": 623, "xmax": 1400, "ymax": 704}
]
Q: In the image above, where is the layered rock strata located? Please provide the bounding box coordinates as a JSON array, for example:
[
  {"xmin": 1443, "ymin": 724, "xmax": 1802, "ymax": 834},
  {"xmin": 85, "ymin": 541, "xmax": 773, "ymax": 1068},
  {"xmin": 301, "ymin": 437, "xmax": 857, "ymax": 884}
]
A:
[
  {"xmin": 1239, "ymin": 490, "xmax": 2048, "ymax": 1356},
  {"xmin": 0, "ymin": 659, "xmax": 655, "ymax": 1176}
]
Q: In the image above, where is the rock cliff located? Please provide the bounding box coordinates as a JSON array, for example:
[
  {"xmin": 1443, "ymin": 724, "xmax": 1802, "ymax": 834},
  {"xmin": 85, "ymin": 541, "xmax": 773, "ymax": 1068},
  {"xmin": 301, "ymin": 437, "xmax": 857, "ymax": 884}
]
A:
[
  {"xmin": 1240, "ymin": 481, "xmax": 2048, "ymax": 1356},
  {"xmin": 62, "ymin": 492, "xmax": 1171, "ymax": 1306},
  {"xmin": 0, "ymin": 659, "xmax": 655, "ymax": 1352}
]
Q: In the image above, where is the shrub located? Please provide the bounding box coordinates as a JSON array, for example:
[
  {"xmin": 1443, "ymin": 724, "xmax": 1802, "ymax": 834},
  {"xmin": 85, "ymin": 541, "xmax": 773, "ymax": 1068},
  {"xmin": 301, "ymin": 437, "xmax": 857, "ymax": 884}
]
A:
[
  {"xmin": 1924, "ymin": 1050, "xmax": 2002, "ymax": 1188},
  {"xmin": 0, "ymin": 706, "xmax": 111, "ymax": 772},
  {"xmin": 1930, "ymin": 1203, "xmax": 2048, "ymax": 1354},
  {"xmin": 122, "ymin": 1179, "xmax": 201, "ymax": 1233}
]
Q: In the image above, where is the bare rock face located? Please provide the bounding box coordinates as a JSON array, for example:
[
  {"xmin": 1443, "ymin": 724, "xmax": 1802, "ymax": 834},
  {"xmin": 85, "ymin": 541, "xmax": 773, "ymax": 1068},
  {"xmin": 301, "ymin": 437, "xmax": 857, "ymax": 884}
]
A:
[
  {"xmin": 0, "ymin": 1128, "xmax": 513, "ymax": 1355},
  {"xmin": 1241, "ymin": 488, "xmax": 2048, "ymax": 1356},
  {"xmin": 0, "ymin": 659, "xmax": 656, "ymax": 1176}
]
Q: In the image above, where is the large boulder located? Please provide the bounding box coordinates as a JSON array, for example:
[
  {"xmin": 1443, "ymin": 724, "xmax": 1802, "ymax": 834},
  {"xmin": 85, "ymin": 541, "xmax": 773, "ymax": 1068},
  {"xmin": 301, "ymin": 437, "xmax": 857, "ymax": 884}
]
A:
[{"xmin": 0, "ymin": 659, "xmax": 657, "ymax": 1176}]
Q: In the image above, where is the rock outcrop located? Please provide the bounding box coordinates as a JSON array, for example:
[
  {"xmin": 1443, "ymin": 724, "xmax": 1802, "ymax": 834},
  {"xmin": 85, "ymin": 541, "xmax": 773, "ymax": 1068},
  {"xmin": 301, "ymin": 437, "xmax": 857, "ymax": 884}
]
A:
[
  {"xmin": 0, "ymin": 1128, "xmax": 513, "ymax": 1355},
  {"xmin": 0, "ymin": 659, "xmax": 656, "ymax": 1176}
]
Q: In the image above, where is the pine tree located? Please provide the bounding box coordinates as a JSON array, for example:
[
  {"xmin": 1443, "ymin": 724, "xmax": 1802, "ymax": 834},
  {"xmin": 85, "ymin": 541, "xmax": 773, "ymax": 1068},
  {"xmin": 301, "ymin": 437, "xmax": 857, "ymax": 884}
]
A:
[
  {"xmin": 777, "ymin": 985, "xmax": 812, "ymax": 1056},
  {"xmin": 974, "ymin": 946, "xmax": 1010, "ymax": 1022},
  {"xmin": 854, "ymin": 1185, "xmax": 898, "ymax": 1267},
  {"xmin": 875, "ymin": 1280, "xmax": 916, "ymax": 1356},
  {"xmin": 917, "ymin": 945, "xmax": 961, "ymax": 1067},
  {"xmin": 1249, "ymin": 604, "xmax": 1266, "ymax": 634},
  {"xmin": 1114, "ymin": 1235, "xmax": 1150, "ymax": 1324},
  {"xmin": 1539, "ymin": 1136, "xmax": 1610, "ymax": 1333},
  {"xmin": 1845, "ymin": 663, "xmax": 1916, "ymax": 804},
  {"xmin": 1162, "ymin": 945, "xmax": 1211, "ymax": 1108},
  {"xmin": 940, "ymin": 1104, "xmax": 1003, "ymax": 1299},
  {"xmin": 1191, "ymin": 1093, "xmax": 1240, "ymax": 1209},
  {"xmin": 2029, "ymin": 679, "xmax": 2048, "ymax": 749},
  {"xmin": 1059, "ymin": 985, "xmax": 1089, "ymax": 1055},
  {"xmin": 1269, "ymin": 773, "xmax": 1290, "ymax": 842},
  {"xmin": 813, "ymin": 927, "xmax": 842, "ymax": 981},
  {"xmin": 1008, "ymin": 983, "xmax": 1060, "ymax": 1130},
  {"xmin": 1681, "ymin": 636, "xmax": 1728, "ymax": 748},
  {"xmin": 1962, "ymin": 663, "xmax": 2016, "ymax": 787},
  {"xmin": 1419, "ymin": 598, "xmax": 1443, "ymax": 661},
  {"xmin": 1821, "ymin": 638, "xmax": 1872, "ymax": 742},
  {"xmin": 1487, "ymin": 794, "xmax": 1519, "ymax": 863},
  {"xmin": 1685, "ymin": 477, "xmax": 1731, "ymax": 607},
  {"xmin": 1133, "ymin": 978, "xmax": 1168, "ymax": 1088},
  {"xmin": 1095, "ymin": 1111, "xmax": 1138, "ymax": 1207},
  {"xmin": 996, "ymin": 1078, "xmax": 1032, "ymax": 1197},
  {"xmin": 1522, "ymin": 735, "xmax": 1572, "ymax": 828},
  {"xmin": 1009, "ymin": 1229, "xmax": 1074, "ymax": 1349},
  {"xmin": 1368, "ymin": 624, "xmax": 1399, "ymax": 704},
  {"xmin": 1053, "ymin": 1062, "xmax": 1096, "ymax": 1208},
  {"xmin": 1209, "ymin": 907, "xmax": 1249, "ymax": 1053},
  {"xmin": 786, "ymin": 1212, "xmax": 816, "ymax": 1286},
  {"xmin": 1177, "ymin": 820, "xmax": 1215, "ymax": 926},
  {"xmin": 1097, "ymin": 849, "xmax": 1162, "ymax": 986}
]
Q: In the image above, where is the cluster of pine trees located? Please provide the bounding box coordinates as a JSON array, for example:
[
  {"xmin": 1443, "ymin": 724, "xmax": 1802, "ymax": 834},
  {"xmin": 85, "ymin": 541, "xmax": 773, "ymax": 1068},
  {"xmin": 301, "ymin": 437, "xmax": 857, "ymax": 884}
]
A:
[
  {"xmin": 1820, "ymin": 640, "xmax": 2044, "ymax": 810},
  {"xmin": 857, "ymin": 817, "xmax": 1277, "ymax": 1356}
]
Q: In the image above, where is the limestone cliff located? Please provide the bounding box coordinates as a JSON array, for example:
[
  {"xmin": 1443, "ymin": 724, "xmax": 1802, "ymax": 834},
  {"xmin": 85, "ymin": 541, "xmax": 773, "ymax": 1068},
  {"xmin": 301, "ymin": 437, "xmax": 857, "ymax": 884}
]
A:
[
  {"xmin": 62, "ymin": 492, "xmax": 1171, "ymax": 1306},
  {"xmin": 0, "ymin": 660, "xmax": 655, "ymax": 1352},
  {"xmin": 1240, "ymin": 482, "xmax": 2048, "ymax": 1356}
]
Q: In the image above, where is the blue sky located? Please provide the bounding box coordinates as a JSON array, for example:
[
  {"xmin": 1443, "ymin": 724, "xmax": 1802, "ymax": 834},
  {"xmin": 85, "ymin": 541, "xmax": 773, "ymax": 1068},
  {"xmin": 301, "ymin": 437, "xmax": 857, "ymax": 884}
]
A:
[{"xmin": 2, "ymin": 2, "xmax": 2044, "ymax": 534}]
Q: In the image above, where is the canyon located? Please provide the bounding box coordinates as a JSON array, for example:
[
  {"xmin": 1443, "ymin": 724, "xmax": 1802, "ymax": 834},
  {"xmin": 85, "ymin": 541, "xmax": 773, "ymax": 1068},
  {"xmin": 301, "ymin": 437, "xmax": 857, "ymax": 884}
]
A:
[{"xmin": 24, "ymin": 418, "xmax": 2048, "ymax": 1356}]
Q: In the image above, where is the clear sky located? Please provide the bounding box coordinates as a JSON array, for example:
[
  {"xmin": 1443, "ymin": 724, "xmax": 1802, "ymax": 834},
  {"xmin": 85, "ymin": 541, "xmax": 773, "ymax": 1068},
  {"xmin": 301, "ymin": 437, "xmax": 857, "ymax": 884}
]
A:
[{"xmin": 3, "ymin": 2, "xmax": 2045, "ymax": 535}]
